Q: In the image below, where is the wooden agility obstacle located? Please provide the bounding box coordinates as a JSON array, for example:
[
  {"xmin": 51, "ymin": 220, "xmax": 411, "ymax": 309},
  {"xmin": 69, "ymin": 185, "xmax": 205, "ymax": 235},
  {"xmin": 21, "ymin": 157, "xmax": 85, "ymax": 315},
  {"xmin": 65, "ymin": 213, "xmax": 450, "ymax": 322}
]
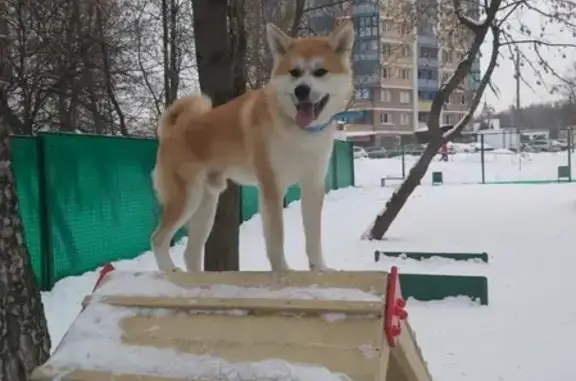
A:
[{"xmin": 32, "ymin": 267, "xmax": 433, "ymax": 381}]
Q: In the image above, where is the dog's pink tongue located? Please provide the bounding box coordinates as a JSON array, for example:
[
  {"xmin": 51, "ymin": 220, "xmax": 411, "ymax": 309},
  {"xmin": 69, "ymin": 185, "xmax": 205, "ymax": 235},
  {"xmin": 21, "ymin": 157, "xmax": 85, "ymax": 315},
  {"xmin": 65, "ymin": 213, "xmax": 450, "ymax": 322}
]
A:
[{"xmin": 296, "ymin": 104, "xmax": 314, "ymax": 128}]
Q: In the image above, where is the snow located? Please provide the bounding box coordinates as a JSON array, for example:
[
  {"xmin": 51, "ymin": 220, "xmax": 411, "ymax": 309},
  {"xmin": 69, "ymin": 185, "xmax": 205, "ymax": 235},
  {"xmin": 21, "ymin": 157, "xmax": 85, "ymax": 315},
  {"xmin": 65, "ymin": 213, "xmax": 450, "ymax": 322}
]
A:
[
  {"xmin": 41, "ymin": 151, "xmax": 576, "ymax": 381},
  {"xmin": 92, "ymin": 271, "xmax": 382, "ymax": 301},
  {"xmin": 356, "ymin": 150, "xmax": 575, "ymax": 186},
  {"xmin": 44, "ymin": 303, "xmax": 353, "ymax": 381}
]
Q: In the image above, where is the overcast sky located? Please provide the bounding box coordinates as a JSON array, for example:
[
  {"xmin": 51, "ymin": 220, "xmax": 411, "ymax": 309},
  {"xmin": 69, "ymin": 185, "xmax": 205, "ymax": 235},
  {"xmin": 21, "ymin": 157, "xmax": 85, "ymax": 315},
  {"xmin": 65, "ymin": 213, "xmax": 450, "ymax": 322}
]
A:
[{"xmin": 478, "ymin": 3, "xmax": 576, "ymax": 113}]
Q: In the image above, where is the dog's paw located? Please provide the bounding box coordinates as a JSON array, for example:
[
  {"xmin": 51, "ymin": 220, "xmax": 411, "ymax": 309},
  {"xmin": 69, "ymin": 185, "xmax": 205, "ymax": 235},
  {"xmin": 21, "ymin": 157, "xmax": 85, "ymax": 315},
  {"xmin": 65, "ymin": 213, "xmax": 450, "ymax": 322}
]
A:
[
  {"xmin": 169, "ymin": 267, "xmax": 183, "ymax": 273},
  {"xmin": 309, "ymin": 264, "xmax": 334, "ymax": 272}
]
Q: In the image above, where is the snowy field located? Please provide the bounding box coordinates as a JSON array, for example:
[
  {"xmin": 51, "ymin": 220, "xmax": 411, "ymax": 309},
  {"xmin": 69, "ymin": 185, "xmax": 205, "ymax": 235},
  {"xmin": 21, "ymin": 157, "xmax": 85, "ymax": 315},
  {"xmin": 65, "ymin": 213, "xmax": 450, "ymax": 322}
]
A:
[
  {"xmin": 41, "ymin": 152, "xmax": 576, "ymax": 381},
  {"xmin": 359, "ymin": 150, "xmax": 576, "ymax": 186}
]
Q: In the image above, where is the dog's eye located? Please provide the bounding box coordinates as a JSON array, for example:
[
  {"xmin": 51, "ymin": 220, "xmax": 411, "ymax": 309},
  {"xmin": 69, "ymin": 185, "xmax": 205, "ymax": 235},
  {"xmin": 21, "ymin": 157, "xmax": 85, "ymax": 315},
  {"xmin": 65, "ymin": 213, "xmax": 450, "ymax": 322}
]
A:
[
  {"xmin": 289, "ymin": 68, "xmax": 302, "ymax": 78},
  {"xmin": 313, "ymin": 68, "xmax": 328, "ymax": 77}
]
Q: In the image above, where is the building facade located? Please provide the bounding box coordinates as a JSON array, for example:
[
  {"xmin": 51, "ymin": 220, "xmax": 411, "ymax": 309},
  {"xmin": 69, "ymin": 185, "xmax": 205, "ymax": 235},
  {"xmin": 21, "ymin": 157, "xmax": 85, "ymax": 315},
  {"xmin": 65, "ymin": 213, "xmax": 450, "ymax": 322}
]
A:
[{"xmin": 308, "ymin": 0, "xmax": 481, "ymax": 147}]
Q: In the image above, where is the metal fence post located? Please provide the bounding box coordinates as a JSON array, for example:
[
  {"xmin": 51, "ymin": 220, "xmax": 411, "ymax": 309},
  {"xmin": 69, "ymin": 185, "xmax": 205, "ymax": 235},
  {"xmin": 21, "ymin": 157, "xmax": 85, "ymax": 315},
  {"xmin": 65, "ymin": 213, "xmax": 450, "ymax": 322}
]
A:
[
  {"xmin": 36, "ymin": 133, "xmax": 54, "ymax": 290},
  {"xmin": 401, "ymin": 144, "xmax": 406, "ymax": 178},
  {"xmin": 568, "ymin": 127, "xmax": 573, "ymax": 182},
  {"xmin": 480, "ymin": 134, "xmax": 486, "ymax": 184}
]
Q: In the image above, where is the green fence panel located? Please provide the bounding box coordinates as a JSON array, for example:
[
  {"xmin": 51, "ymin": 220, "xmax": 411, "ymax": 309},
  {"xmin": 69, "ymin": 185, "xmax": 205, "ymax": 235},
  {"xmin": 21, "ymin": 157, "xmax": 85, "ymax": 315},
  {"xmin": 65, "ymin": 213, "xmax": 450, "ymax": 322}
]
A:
[
  {"xmin": 333, "ymin": 140, "xmax": 354, "ymax": 188},
  {"xmin": 285, "ymin": 184, "xmax": 301, "ymax": 206},
  {"xmin": 240, "ymin": 186, "xmax": 260, "ymax": 222},
  {"xmin": 39, "ymin": 133, "xmax": 160, "ymax": 285},
  {"xmin": 325, "ymin": 153, "xmax": 336, "ymax": 192},
  {"xmin": 10, "ymin": 136, "xmax": 44, "ymax": 288},
  {"xmin": 9, "ymin": 134, "xmax": 355, "ymax": 290}
]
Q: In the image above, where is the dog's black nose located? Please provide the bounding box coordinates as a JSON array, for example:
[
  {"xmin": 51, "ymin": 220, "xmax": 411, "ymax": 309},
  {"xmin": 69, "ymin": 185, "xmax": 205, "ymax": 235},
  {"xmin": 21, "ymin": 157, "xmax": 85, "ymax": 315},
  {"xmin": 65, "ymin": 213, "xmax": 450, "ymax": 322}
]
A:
[{"xmin": 294, "ymin": 85, "xmax": 311, "ymax": 101}]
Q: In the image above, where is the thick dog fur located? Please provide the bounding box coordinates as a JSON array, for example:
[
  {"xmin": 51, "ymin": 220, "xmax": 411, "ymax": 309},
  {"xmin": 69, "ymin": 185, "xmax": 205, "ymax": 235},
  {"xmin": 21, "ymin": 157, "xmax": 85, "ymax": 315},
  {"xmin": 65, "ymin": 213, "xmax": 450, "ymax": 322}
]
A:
[{"xmin": 150, "ymin": 22, "xmax": 355, "ymax": 272}]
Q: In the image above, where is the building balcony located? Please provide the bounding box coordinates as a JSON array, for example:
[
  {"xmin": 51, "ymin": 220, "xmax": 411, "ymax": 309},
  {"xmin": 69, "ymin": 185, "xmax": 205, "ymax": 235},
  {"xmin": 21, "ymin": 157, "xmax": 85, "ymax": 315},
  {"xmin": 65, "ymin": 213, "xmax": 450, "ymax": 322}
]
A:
[
  {"xmin": 418, "ymin": 78, "xmax": 438, "ymax": 89},
  {"xmin": 418, "ymin": 57, "xmax": 438, "ymax": 67},
  {"xmin": 417, "ymin": 34, "xmax": 437, "ymax": 46},
  {"xmin": 354, "ymin": 74, "xmax": 379, "ymax": 87},
  {"xmin": 353, "ymin": 4, "xmax": 379, "ymax": 15},
  {"xmin": 345, "ymin": 123, "xmax": 374, "ymax": 132},
  {"xmin": 418, "ymin": 100, "xmax": 432, "ymax": 111}
]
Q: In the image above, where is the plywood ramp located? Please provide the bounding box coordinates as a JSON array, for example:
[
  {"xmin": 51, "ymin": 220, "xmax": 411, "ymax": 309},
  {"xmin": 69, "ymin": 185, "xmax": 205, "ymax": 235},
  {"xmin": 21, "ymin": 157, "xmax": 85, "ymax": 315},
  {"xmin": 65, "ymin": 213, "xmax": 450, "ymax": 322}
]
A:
[{"xmin": 32, "ymin": 270, "xmax": 433, "ymax": 381}]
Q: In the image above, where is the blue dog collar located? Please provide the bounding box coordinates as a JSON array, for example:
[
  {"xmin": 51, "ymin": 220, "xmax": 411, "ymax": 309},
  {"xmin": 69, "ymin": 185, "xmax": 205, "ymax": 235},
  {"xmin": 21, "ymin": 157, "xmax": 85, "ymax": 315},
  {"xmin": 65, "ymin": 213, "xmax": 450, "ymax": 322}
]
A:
[{"xmin": 302, "ymin": 111, "xmax": 350, "ymax": 134}]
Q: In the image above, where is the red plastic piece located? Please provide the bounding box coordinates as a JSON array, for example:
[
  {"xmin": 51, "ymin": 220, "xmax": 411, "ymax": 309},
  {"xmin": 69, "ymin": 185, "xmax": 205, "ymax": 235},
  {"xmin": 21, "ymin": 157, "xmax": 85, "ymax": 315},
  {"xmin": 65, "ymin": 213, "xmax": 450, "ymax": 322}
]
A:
[
  {"xmin": 384, "ymin": 266, "xmax": 408, "ymax": 347},
  {"xmin": 92, "ymin": 263, "xmax": 115, "ymax": 293}
]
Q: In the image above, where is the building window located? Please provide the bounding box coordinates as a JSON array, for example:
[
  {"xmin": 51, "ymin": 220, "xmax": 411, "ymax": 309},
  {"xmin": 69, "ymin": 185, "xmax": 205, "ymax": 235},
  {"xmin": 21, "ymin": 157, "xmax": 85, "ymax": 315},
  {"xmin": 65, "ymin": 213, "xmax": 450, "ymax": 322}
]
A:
[
  {"xmin": 382, "ymin": 44, "xmax": 391, "ymax": 57},
  {"xmin": 381, "ymin": 89, "xmax": 391, "ymax": 102},
  {"xmin": 418, "ymin": 69, "xmax": 437, "ymax": 80},
  {"xmin": 400, "ymin": 91, "xmax": 410, "ymax": 103},
  {"xmin": 382, "ymin": 67, "xmax": 390, "ymax": 79},
  {"xmin": 400, "ymin": 113, "xmax": 410, "ymax": 125},
  {"xmin": 419, "ymin": 46, "xmax": 437, "ymax": 59},
  {"xmin": 381, "ymin": 21, "xmax": 392, "ymax": 33},
  {"xmin": 418, "ymin": 90, "xmax": 436, "ymax": 101},
  {"xmin": 356, "ymin": 40, "xmax": 378, "ymax": 61},
  {"xmin": 399, "ymin": 68, "xmax": 410, "ymax": 80},
  {"xmin": 442, "ymin": 114, "xmax": 454, "ymax": 124},
  {"xmin": 380, "ymin": 112, "xmax": 391, "ymax": 124},
  {"xmin": 442, "ymin": 71, "xmax": 452, "ymax": 83},
  {"xmin": 442, "ymin": 49, "xmax": 453, "ymax": 64},
  {"xmin": 401, "ymin": 45, "xmax": 411, "ymax": 57},
  {"xmin": 355, "ymin": 88, "xmax": 371, "ymax": 101},
  {"xmin": 356, "ymin": 14, "xmax": 379, "ymax": 38},
  {"xmin": 460, "ymin": 94, "xmax": 467, "ymax": 105}
]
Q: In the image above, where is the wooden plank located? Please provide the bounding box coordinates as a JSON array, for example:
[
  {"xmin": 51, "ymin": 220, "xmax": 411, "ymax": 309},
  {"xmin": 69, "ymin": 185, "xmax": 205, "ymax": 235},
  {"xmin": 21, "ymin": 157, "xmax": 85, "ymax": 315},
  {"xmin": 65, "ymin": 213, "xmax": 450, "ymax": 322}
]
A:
[
  {"xmin": 31, "ymin": 367, "xmax": 377, "ymax": 381},
  {"xmin": 121, "ymin": 313, "xmax": 380, "ymax": 349},
  {"xmin": 31, "ymin": 367, "xmax": 190, "ymax": 381},
  {"xmin": 97, "ymin": 270, "xmax": 389, "ymax": 296},
  {"xmin": 93, "ymin": 295, "xmax": 384, "ymax": 315},
  {"xmin": 388, "ymin": 321, "xmax": 433, "ymax": 381}
]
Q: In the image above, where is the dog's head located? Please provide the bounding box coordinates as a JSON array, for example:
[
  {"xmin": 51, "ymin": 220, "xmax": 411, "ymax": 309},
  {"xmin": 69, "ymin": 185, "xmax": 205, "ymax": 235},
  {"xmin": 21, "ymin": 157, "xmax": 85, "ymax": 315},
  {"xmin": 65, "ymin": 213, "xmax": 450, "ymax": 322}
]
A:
[{"xmin": 266, "ymin": 22, "xmax": 355, "ymax": 131}]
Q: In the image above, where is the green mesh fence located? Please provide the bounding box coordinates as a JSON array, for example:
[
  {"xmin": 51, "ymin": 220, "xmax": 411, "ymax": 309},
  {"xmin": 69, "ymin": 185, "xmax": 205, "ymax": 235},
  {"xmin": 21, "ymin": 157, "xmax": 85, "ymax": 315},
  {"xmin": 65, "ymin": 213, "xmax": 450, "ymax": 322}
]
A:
[{"xmin": 10, "ymin": 133, "xmax": 355, "ymax": 290}]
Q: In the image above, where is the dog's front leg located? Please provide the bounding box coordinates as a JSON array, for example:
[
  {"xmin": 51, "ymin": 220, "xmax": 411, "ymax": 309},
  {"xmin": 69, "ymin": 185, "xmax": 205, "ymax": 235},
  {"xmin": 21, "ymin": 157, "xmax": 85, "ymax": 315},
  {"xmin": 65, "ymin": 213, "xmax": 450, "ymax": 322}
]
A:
[
  {"xmin": 258, "ymin": 182, "xmax": 289, "ymax": 271},
  {"xmin": 300, "ymin": 177, "xmax": 328, "ymax": 271}
]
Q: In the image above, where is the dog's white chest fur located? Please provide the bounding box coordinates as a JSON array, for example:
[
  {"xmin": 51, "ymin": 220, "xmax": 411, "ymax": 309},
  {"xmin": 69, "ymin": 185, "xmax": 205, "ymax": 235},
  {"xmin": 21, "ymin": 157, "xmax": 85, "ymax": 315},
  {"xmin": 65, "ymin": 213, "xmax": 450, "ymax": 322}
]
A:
[{"xmin": 227, "ymin": 125, "xmax": 335, "ymax": 189}]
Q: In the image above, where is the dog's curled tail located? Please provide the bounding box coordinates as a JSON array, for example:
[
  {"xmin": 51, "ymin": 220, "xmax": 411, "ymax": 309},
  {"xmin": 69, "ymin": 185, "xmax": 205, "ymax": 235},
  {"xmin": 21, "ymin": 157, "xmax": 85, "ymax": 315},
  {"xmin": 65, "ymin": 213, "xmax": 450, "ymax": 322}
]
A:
[{"xmin": 157, "ymin": 93, "xmax": 212, "ymax": 139}]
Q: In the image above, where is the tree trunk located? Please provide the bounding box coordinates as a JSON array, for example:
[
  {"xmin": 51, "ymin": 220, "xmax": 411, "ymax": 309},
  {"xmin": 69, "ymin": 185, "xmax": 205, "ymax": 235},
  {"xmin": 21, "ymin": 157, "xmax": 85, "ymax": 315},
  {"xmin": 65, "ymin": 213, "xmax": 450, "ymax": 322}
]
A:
[
  {"xmin": 365, "ymin": 9, "xmax": 501, "ymax": 241},
  {"xmin": 191, "ymin": 0, "xmax": 247, "ymax": 271},
  {"xmin": 0, "ymin": 125, "xmax": 51, "ymax": 377},
  {"xmin": 0, "ymin": 1, "xmax": 51, "ymax": 377},
  {"xmin": 364, "ymin": 139, "xmax": 442, "ymax": 240}
]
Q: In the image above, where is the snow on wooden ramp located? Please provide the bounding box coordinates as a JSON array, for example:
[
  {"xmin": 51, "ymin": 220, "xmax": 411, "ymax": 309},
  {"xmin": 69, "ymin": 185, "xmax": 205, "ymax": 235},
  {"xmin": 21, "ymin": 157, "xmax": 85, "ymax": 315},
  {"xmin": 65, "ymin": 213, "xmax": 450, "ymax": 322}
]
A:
[{"xmin": 31, "ymin": 269, "xmax": 433, "ymax": 381}]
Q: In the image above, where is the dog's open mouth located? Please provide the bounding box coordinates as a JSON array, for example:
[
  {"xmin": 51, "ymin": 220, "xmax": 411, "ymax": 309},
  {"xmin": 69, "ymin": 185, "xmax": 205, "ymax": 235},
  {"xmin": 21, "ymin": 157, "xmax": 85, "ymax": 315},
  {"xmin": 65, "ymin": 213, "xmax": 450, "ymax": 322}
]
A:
[{"xmin": 295, "ymin": 95, "xmax": 330, "ymax": 128}]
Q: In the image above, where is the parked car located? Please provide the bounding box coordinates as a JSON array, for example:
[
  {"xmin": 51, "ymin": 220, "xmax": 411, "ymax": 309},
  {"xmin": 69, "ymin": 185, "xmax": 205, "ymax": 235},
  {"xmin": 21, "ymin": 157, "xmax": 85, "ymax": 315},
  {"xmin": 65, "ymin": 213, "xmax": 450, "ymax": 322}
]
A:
[
  {"xmin": 551, "ymin": 139, "xmax": 568, "ymax": 151},
  {"xmin": 365, "ymin": 146, "xmax": 389, "ymax": 159},
  {"xmin": 353, "ymin": 146, "xmax": 368, "ymax": 158},
  {"xmin": 528, "ymin": 140, "xmax": 551, "ymax": 152}
]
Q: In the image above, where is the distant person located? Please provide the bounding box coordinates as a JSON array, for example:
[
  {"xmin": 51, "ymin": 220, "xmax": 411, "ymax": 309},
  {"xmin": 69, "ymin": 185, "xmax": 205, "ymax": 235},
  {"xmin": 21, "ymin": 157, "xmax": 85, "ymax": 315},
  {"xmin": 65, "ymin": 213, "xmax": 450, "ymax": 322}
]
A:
[{"xmin": 440, "ymin": 143, "xmax": 449, "ymax": 161}]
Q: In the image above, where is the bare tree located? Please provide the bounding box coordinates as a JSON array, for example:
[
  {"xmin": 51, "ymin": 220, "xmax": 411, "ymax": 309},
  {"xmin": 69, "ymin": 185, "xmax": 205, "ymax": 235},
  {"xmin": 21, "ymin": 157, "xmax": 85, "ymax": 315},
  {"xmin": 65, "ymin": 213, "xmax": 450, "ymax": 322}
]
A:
[
  {"xmin": 190, "ymin": 0, "xmax": 247, "ymax": 271},
  {"xmin": 365, "ymin": 0, "xmax": 576, "ymax": 240}
]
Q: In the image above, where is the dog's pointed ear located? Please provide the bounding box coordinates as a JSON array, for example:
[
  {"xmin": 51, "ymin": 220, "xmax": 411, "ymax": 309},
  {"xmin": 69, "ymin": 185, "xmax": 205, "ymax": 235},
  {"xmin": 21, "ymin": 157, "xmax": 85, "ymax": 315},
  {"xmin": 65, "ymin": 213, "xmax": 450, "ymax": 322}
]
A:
[
  {"xmin": 329, "ymin": 22, "xmax": 355, "ymax": 56},
  {"xmin": 266, "ymin": 23, "xmax": 292, "ymax": 56}
]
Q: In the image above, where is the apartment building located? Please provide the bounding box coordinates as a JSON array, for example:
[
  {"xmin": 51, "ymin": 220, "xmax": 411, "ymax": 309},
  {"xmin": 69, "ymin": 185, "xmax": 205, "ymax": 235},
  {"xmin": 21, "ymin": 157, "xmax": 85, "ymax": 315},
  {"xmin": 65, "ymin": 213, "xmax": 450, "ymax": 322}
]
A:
[{"xmin": 307, "ymin": 0, "xmax": 481, "ymax": 147}]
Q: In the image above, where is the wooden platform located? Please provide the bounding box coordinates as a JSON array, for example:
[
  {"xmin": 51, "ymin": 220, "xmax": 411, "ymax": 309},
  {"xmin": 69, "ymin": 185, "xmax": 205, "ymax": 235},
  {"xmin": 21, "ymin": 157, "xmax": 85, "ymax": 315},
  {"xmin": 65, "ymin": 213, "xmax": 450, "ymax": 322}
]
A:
[{"xmin": 32, "ymin": 270, "xmax": 433, "ymax": 381}]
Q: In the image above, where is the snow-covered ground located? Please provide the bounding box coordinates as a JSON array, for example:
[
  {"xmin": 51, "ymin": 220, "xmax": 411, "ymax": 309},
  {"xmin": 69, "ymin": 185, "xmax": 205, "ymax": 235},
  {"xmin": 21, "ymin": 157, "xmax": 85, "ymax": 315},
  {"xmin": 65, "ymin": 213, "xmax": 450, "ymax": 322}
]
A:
[
  {"xmin": 41, "ymin": 152, "xmax": 576, "ymax": 381},
  {"xmin": 358, "ymin": 150, "xmax": 576, "ymax": 186}
]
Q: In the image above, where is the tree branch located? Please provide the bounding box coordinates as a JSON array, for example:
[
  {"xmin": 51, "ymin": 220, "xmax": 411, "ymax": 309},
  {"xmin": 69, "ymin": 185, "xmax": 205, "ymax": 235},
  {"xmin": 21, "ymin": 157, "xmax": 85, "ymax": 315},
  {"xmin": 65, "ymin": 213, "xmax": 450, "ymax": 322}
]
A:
[{"xmin": 445, "ymin": 24, "xmax": 500, "ymax": 139}]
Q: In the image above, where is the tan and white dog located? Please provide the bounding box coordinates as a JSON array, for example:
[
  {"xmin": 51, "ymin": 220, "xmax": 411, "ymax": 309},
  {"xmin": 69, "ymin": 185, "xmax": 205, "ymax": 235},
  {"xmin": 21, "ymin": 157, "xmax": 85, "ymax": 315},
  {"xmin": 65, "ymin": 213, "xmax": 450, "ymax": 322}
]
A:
[{"xmin": 150, "ymin": 22, "xmax": 355, "ymax": 273}]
